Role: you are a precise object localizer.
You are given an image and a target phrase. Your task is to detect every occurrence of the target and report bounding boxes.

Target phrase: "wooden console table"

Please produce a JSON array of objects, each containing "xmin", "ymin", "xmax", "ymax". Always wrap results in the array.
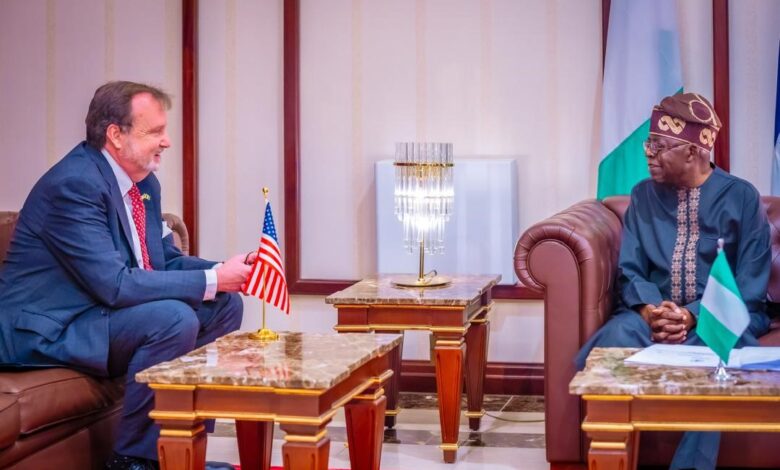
[
  {"xmin": 570, "ymin": 347, "xmax": 780, "ymax": 470},
  {"xmin": 136, "ymin": 331, "xmax": 401, "ymax": 470},
  {"xmin": 325, "ymin": 274, "xmax": 500, "ymax": 463}
]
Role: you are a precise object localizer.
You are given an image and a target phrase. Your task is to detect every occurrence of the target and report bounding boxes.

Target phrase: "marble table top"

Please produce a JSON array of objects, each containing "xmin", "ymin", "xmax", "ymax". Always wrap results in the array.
[
  {"xmin": 136, "ymin": 331, "xmax": 402, "ymax": 389},
  {"xmin": 570, "ymin": 347, "xmax": 780, "ymax": 396},
  {"xmin": 325, "ymin": 274, "xmax": 501, "ymax": 306}
]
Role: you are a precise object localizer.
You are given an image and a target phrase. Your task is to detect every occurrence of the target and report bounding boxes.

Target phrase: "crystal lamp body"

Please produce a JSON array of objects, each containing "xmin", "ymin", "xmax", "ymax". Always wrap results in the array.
[{"xmin": 392, "ymin": 142, "xmax": 454, "ymax": 287}]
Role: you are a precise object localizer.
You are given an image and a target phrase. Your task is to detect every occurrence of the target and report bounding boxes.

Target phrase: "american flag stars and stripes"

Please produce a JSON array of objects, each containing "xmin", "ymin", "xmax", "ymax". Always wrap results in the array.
[{"xmin": 242, "ymin": 201, "xmax": 290, "ymax": 314}]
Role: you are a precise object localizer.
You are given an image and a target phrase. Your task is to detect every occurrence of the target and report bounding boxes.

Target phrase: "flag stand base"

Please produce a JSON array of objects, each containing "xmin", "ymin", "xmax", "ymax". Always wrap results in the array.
[
  {"xmin": 712, "ymin": 360, "xmax": 734, "ymax": 382},
  {"xmin": 249, "ymin": 294, "xmax": 279, "ymax": 342},
  {"xmin": 250, "ymin": 328, "xmax": 279, "ymax": 341}
]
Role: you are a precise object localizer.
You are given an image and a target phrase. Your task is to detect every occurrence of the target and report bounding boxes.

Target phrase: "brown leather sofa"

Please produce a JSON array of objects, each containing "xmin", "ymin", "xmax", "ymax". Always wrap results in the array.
[
  {"xmin": 515, "ymin": 196, "xmax": 780, "ymax": 469},
  {"xmin": 0, "ymin": 211, "xmax": 190, "ymax": 469}
]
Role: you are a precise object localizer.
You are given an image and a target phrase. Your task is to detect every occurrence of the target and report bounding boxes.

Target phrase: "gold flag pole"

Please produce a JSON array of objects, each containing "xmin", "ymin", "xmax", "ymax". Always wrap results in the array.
[{"xmin": 250, "ymin": 187, "xmax": 279, "ymax": 341}]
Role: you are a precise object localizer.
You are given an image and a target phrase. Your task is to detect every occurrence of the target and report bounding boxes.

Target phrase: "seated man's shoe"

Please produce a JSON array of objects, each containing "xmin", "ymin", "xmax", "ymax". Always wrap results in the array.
[
  {"xmin": 104, "ymin": 453, "xmax": 159, "ymax": 470},
  {"xmin": 206, "ymin": 462, "xmax": 235, "ymax": 470}
]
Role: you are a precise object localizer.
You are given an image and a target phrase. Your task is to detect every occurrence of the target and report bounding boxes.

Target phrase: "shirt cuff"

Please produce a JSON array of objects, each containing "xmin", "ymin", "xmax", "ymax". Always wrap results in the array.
[{"xmin": 203, "ymin": 268, "xmax": 219, "ymax": 301}]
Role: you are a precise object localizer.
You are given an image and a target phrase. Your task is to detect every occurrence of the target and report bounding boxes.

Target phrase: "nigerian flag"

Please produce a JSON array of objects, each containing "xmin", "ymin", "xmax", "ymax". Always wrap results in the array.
[
  {"xmin": 598, "ymin": 0, "xmax": 683, "ymax": 199},
  {"xmin": 699, "ymin": 249, "xmax": 750, "ymax": 363}
]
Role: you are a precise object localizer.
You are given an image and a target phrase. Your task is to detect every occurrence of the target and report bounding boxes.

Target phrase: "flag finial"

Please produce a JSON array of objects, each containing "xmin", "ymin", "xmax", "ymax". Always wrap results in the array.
[
  {"xmin": 262, "ymin": 187, "xmax": 269, "ymax": 202},
  {"xmin": 717, "ymin": 238, "xmax": 725, "ymax": 252}
]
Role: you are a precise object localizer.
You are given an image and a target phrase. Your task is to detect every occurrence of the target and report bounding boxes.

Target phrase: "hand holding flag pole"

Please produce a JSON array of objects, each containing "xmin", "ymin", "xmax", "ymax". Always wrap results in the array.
[{"xmin": 243, "ymin": 187, "xmax": 290, "ymax": 341}]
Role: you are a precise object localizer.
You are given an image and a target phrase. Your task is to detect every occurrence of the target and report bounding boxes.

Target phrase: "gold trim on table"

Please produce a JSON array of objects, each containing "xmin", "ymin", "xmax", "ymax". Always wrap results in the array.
[
  {"xmin": 198, "ymin": 384, "xmax": 324, "ymax": 395},
  {"xmin": 590, "ymin": 441, "xmax": 627, "ymax": 450},
  {"xmin": 635, "ymin": 394, "xmax": 780, "ymax": 402},
  {"xmin": 581, "ymin": 421, "xmax": 635, "ymax": 432},
  {"xmin": 352, "ymin": 388, "xmax": 386, "ymax": 401},
  {"xmin": 435, "ymin": 339, "xmax": 464, "ymax": 347},
  {"xmin": 633, "ymin": 421, "xmax": 780, "ymax": 432},
  {"xmin": 582, "ymin": 395, "xmax": 633, "ymax": 401},
  {"xmin": 468, "ymin": 302, "xmax": 494, "ymax": 323},
  {"xmin": 333, "ymin": 304, "xmax": 471, "ymax": 312},
  {"xmin": 439, "ymin": 443, "xmax": 459, "ymax": 451},
  {"xmin": 284, "ymin": 429, "xmax": 329, "ymax": 443},
  {"xmin": 333, "ymin": 323, "xmax": 468, "ymax": 334},
  {"xmin": 150, "ymin": 409, "xmax": 339, "ymax": 426},
  {"xmin": 159, "ymin": 424, "xmax": 206, "ymax": 438},
  {"xmin": 149, "ymin": 384, "xmax": 197, "ymax": 391},
  {"xmin": 464, "ymin": 409, "xmax": 486, "ymax": 418}
]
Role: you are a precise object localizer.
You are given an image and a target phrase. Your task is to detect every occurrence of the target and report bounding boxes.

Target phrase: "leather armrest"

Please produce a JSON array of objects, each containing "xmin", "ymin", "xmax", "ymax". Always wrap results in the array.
[
  {"xmin": 514, "ymin": 198, "xmax": 623, "ymax": 463},
  {"xmin": 515, "ymin": 198, "xmax": 623, "ymax": 338},
  {"xmin": 162, "ymin": 213, "xmax": 189, "ymax": 256}
]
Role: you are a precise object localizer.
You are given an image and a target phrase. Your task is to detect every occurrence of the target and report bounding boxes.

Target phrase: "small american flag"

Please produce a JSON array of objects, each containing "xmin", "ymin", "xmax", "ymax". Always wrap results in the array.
[{"xmin": 242, "ymin": 201, "xmax": 290, "ymax": 314}]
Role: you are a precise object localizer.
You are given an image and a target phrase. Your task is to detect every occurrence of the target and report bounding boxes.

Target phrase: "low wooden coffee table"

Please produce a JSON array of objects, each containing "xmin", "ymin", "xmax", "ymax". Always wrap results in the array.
[
  {"xmin": 326, "ymin": 274, "xmax": 499, "ymax": 463},
  {"xmin": 136, "ymin": 331, "xmax": 401, "ymax": 470},
  {"xmin": 570, "ymin": 347, "xmax": 780, "ymax": 470}
]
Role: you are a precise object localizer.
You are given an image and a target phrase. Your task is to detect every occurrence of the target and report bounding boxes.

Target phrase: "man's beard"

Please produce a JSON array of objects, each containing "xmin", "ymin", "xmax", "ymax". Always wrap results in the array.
[{"xmin": 125, "ymin": 141, "xmax": 161, "ymax": 173}]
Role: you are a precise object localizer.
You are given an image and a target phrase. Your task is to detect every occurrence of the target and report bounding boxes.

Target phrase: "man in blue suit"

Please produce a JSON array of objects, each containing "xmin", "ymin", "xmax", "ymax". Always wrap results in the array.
[{"xmin": 0, "ymin": 81, "xmax": 252, "ymax": 469}]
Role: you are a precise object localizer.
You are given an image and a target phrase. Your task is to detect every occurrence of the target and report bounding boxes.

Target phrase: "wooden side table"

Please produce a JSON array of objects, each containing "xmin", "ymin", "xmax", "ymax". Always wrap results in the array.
[
  {"xmin": 136, "ymin": 331, "xmax": 401, "ymax": 470},
  {"xmin": 325, "ymin": 274, "xmax": 500, "ymax": 463},
  {"xmin": 570, "ymin": 347, "xmax": 780, "ymax": 470}
]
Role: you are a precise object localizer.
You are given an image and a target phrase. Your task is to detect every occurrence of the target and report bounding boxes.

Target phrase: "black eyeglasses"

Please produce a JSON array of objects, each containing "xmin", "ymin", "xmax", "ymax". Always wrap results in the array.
[{"xmin": 643, "ymin": 140, "xmax": 687, "ymax": 155}]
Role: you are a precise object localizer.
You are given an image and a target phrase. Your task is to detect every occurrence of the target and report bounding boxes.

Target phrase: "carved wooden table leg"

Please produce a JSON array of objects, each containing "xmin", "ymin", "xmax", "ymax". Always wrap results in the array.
[
  {"xmin": 464, "ymin": 315, "xmax": 489, "ymax": 430},
  {"xmin": 629, "ymin": 430, "xmax": 640, "ymax": 469},
  {"xmin": 345, "ymin": 386, "xmax": 387, "ymax": 470},
  {"xmin": 376, "ymin": 330, "xmax": 403, "ymax": 428},
  {"xmin": 157, "ymin": 419, "xmax": 207, "ymax": 470},
  {"xmin": 586, "ymin": 430, "xmax": 636, "ymax": 470},
  {"xmin": 280, "ymin": 424, "xmax": 330, "ymax": 470},
  {"xmin": 236, "ymin": 420, "xmax": 274, "ymax": 470},
  {"xmin": 434, "ymin": 333, "xmax": 465, "ymax": 463},
  {"xmin": 583, "ymin": 397, "xmax": 637, "ymax": 470}
]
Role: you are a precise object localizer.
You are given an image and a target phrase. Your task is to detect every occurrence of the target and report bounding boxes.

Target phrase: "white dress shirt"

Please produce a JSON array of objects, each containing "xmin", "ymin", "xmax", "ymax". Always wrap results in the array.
[{"xmin": 101, "ymin": 150, "xmax": 218, "ymax": 301}]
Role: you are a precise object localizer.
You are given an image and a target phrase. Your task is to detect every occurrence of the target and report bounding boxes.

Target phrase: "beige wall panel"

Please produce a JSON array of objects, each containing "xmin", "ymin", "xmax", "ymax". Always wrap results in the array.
[
  {"xmin": 678, "ymin": 0, "xmax": 714, "ymax": 99},
  {"xmin": 112, "ymin": 0, "xmax": 182, "ymax": 214},
  {"xmin": 51, "ymin": 0, "xmax": 105, "ymax": 166},
  {"xmin": 198, "ymin": 1, "xmax": 230, "ymax": 260},
  {"xmin": 0, "ymin": 0, "xmax": 180, "ymax": 212},
  {"xmin": 359, "ymin": 1, "xmax": 418, "ymax": 277},
  {"xmin": 298, "ymin": 0, "xmax": 603, "ymax": 279},
  {"xmin": 729, "ymin": 0, "xmax": 780, "ymax": 192},
  {"xmin": 197, "ymin": 0, "xmax": 285, "ymax": 328},
  {"xmin": 232, "ymin": 0, "xmax": 284, "ymax": 258},
  {"xmin": 198, "ymin": 0, "xmax": 283, "ymax": 255},
  {"xmin": 300, "ymin": 0, "xmax": 356, "ymax": 279},
  {"xmin": 0, "ymin": 1, "xmax": 49, "ymax": 208}
]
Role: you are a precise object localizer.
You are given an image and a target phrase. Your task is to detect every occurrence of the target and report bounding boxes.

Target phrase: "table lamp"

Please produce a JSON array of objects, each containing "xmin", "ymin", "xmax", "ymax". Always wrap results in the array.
[{"xmin": 391, "ymin": 142, "xmax": 454, "ymax": 287}]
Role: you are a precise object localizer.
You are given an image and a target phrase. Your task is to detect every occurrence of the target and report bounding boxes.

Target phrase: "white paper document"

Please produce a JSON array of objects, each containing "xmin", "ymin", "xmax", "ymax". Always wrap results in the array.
[{"xmin": 625, "ymin": 344, "xmax": 780, "ymax": 371}]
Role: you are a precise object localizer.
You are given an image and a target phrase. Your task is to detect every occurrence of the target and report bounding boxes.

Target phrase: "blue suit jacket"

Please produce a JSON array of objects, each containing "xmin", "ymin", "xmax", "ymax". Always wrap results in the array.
[{"xmin": 0, "ymin": 142, "xmax": 215, "ymax": 376}]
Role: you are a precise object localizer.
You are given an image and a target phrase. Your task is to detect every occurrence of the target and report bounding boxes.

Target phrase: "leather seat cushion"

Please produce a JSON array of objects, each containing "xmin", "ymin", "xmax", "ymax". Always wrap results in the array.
[
  {"xmin": 0, "ymin": 368, "xmax": 123, "ymax": 435},
  {"xmin": 0, "ymin": 394, "xmax": 20, "ymax": 450}
]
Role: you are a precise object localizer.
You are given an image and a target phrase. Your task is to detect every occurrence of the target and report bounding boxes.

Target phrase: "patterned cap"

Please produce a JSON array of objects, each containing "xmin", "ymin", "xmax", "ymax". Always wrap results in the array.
[{"xmin": 649, "ymin": 92, "xmax": 722, "ymax": 151}]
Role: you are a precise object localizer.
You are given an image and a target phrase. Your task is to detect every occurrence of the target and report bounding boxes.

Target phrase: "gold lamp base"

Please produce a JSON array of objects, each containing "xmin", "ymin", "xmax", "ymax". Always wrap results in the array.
[
  {"xmin": 392, "ymin": 241, "xmax": 450, "ymax": 288},
  {"xmin": 391, "ymin": 274, "xmax": 451, "ymax": 288},
  {"xmin": 249, "ymin": 328, "xmax": 280, "ymax": 341}
]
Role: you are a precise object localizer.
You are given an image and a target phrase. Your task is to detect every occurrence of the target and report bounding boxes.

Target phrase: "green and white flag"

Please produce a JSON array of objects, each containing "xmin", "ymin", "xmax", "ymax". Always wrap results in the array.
[
  {"xmin": 699, "ymin": 250, "xmax": 750, "ymax": 363},
  {"xmin": 598, "ymin": 0, "xmax": 683, "ymax": 199}
]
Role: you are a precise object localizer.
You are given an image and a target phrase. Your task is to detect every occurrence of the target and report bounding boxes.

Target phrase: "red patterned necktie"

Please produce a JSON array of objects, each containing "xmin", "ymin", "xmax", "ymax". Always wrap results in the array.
[{"xmin": 128, "ymin": 184, "xmax": 152, "ymax": 270}]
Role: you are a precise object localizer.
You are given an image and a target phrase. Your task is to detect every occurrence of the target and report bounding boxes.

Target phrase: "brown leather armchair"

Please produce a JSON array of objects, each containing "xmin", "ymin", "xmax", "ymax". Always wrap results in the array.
[
  {"xmin": 0, "ymin": 211, "xmax": 190, "ymax": 469},
  {"xmin": 515, "ymin": 196, "xmax": 780, "ymax": 469}
]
